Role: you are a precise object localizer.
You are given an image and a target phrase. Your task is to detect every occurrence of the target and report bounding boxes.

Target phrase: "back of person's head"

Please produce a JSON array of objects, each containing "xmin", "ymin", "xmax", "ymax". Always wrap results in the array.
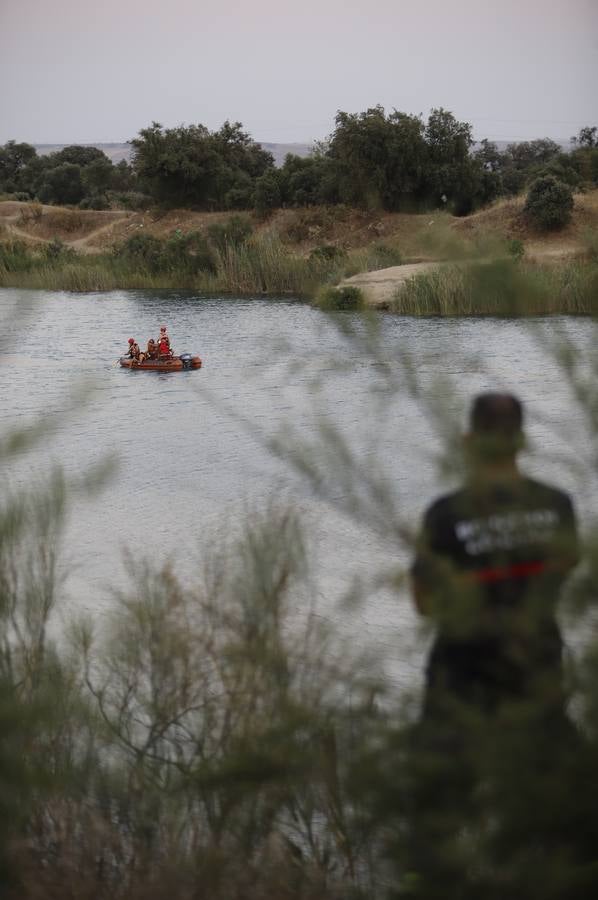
[{"xmin": 468, "ymin": 393, "xmax": 524, "ymax": 462}]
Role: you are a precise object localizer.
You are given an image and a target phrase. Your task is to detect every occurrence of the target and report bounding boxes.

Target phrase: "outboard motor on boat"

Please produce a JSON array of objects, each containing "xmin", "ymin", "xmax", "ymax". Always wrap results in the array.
[{"xmin": 179, "ymin": 352, "xmax": 193, "ymax": 369}]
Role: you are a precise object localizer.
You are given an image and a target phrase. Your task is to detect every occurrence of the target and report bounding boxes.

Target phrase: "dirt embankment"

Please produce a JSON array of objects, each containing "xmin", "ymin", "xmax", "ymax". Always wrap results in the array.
[
  {"xmin": 450, "ymin": 191, "xmax": 598, "ymax": 263},
  {"xmin": 1, "ymin": 192, "xmax": 596, "ymax": 305},
  {"xmin": 341, "ymin": 191, "xmax": 598, "ymax": 306},
  {"xmin": 2, "ymin": 194, "xmax": 596, "ymax": 258},
  {"xmin": 0, "ymin": 201, "xmax": 447, "ymax": 256}
]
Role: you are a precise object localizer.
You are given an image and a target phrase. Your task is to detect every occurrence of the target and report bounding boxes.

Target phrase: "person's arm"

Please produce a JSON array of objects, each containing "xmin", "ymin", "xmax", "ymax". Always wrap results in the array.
[
  {"xmin": 411, "ymin": 569, "xmax": 431, "ymax": 616},
  {"xmin": 410, "ymin": 505, "xmax": 439, "ymax": 617},
  {"xmin": 555, "ymin": 494, "xmax": 579, "ymax": 576}
]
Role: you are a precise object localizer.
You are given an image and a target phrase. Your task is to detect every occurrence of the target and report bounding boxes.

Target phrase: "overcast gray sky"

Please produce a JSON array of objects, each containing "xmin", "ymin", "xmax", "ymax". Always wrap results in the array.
[{"xmin": 1, "ymin": 0, "xmax": 596, "ymax": 145}]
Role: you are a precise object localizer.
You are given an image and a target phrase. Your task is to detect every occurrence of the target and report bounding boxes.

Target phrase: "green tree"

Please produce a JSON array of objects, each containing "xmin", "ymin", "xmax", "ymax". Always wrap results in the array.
[
  {"xmin": 570, "ymin": 127, "xmax": 598, "ymax": 187},
  {"xmin": 211, "ymin": 120, "xmax": 274, "ymax": 179},
  {"xmin": 425, "ymin": 107, "xmax": 473, "ymax": 164},
  {"xmin": 325, "ymin": 106, "xmax": 428, "ymax": 210},
  {"xmin": 423, "ymin": 108, "xmax": 486, "ymax": 213},
  {"xmin": 0, "ymin": 141, "xmax": 37, "ymax": 193},
  {"xmin": 277, "ymin": 153, "xmax": 338, "ymax": 206},
  {"xmin": 572, "ymin": 126, "xmax": 597, "ymax": 149},
  {"xmin": 12, "ymin": 154, "xmax": 52, "ymax": 199},
  {"xmin": 501, "ymin": 138, "xmax": 562, "ymax": 194},
  {"xmin": 473, "ymin": 138, "xmax": 504, "ymax": 173},
  {"xmin": 254, "ymin": 168, "xmax": 283, "ymax": 215},
  {"xmin": 536, "ymin": 152, "xmax": 582, "ymax": 189},
  {"xmin": 81, "ymin": 155, "xmax": 114, "ymax": 195},
  {"xmin": 507, "ymin": 138, "xmax": 562, "ymax": 168},
  {"xmin": 52, "ymin": 145, "xmax": 109, "ymax": 167},
  {"xmin": 322, "ymin": 106, "xmax": 491, "ymax": 213},
  {"xmin": 110, "ymin": 158, "xmax": 136, "ymax": 192},
  {"xmin": 37, "ymin": 163, "xmax": 85, "ymax": 205},
  {"xmin": 130, "ymin": 120, "xmax": 274, "ymax": 209}
]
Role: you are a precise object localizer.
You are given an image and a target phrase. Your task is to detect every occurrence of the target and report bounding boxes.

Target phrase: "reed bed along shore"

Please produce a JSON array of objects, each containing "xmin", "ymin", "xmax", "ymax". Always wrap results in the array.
[
  {"xmin": 391, "ymin": 259, "xmax": 598, "ymax": 317},
  {"xmin": 1, "ymin": 230, "xmax": 597, "ymax": 317},
  {"xmin": 0, "ymin": 246, "xmax": 325, "ymax": 295},
  {"xmin": 0, "ymin": 233, "xmax": 393, "ymax": 297}
]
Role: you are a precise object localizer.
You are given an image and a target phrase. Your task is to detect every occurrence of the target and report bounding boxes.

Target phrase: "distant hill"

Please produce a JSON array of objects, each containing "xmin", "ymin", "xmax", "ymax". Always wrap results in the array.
[
  {"xmin": 257, "ymin": 142, "xmax": 314, "ymax": 165},
  {"xmin": 475, "ymin": 140, "xmax": 573, "ymax": 152},
  {"xmin": 35, "ymin": 143, "xmax": 133, "ymax": 164},
  {"xmin": 34, "ymin": 141, "xmax": 314, "ymax": 167},
  {"xmin": 34, "ymin": 138, "xmax": 574, "ymax": 170}
]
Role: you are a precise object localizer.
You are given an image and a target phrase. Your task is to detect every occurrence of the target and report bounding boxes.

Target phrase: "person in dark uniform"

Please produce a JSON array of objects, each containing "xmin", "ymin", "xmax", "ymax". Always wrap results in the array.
[
  {"xmin": 404, "ymin": 392, "xmax": 598, "ymax": 899},
  {"xmin": 411, "ymin": 392, "xmax": 579, "ymax": 722}
]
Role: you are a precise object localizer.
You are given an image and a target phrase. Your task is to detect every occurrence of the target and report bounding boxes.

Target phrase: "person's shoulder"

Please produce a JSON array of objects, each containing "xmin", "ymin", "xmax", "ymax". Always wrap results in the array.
[
  {"xmin": 522, "ymin": 475, "xmax": 572, "ymax": 501},
  {"xmin": 422, "ymin": 488, "xmax": 467, "ymax": 522},
  {"xmin": 521, "ymin": 476, "xmax": 574, "ymax": 511}
]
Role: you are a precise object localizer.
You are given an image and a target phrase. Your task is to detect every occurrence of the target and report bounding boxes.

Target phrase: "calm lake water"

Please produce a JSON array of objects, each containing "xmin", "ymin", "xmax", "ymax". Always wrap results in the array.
[{"xmin": 2, "ymin": 288, "xmax": 596, "ymax": 693}]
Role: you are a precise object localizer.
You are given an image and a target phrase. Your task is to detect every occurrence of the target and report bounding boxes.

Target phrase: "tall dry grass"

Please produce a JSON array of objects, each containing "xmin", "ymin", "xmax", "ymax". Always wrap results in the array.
[
  {"xmin": 393, "ymin": 260, "xmax": 598, "ymax": 316},
  {"xmin": 214, "ymin": 236, "xmax": 337, "ymax": 294},
  {"xmin": 0, "ymin": 236, "xmax": 345, "ymax": 296}
]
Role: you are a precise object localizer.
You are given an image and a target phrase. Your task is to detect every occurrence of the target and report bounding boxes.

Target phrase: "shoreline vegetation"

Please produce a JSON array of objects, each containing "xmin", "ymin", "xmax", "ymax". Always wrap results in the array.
[
  {"xmin": 1, "ymin": 111, "xmax": 597, "ymax": 314},
  {"xmin": 0, "ymin": 194, "xmax": 597, "ymax": 315}
]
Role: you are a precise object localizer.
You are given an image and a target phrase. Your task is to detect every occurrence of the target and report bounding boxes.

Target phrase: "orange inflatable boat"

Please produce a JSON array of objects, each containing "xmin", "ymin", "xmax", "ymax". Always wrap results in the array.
[{"xmin": 119, "ymin": 353, "xmax": 202, "ymax": 371}]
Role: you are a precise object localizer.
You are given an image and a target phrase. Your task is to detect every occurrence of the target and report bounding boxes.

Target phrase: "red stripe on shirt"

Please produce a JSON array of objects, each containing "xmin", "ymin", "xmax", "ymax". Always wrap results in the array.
[{"xmin": 471, "ymin": 560, "xmax": 547, "ymax": 584}]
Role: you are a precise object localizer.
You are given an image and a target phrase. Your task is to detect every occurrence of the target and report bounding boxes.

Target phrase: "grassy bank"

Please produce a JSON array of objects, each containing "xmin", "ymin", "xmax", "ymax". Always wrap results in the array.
[
  {"xmin": 392, "ymin": 258, "xmax": 598, "ymax": 316},
  {"xmin": 2, "ymin": 202, "xmax": 597, "ymax": 315},
  {"xmin": 0, "ymin": 225, "xmax": 403, "ymax": 297},
  {"xmin": 0, "ymin": 236, "xmax": 334, "ymax": 295},
  {"xmin": 3, "ymin": 244, "xmax": 596, "ymax": 317}
]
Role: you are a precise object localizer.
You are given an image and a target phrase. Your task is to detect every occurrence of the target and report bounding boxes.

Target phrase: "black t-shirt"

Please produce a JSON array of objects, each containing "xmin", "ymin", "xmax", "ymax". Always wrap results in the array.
[{"xmin": 412, "ymin": 475, "xmax": 578, "ymax": 695}]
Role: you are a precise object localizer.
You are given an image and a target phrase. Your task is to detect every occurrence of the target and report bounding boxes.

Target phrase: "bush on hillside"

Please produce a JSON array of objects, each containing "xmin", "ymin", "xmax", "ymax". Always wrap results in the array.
[
  {"xmin": 78, "ymin": 194, "xmax": 110, "ymax": 210},
  {"xmin": 114, "ymin": 232, "xmax": 162, "ymax": 269},
  {"xmin": 524, "ymin": 175, "xmax": 574, "ymax": 231},
  {"xmin": 42, "ymin": 238, "xmax": 75, "ymax": 263},
  {"xmin": 254, "ymin": 170, "xmax": 282, "ymax": 217},
  {"xmin": 37, "ymin": 163, "xmax": 86, "ymax": 206},
  {"xmin": 316, "ymin": 285, "xmax": 364, "ymax": 310},
  {"xmin": 164, "ymin": 229, "xmax": 216, "ymax": 273},
  {"xmin": 365, "ymin": 241, "xmax": 403, "ymax": 268},
  {"xmin": 114, "ymin": 191, "xmax": 152, "ymax": 211},
  {"xmin": 309, "ymin": 244, "xmax": 348, "ymax": 263},
  {"xmin": 0, "ymin": 240, "xmax": 33, "ymax": 273},
  {"xmin": 114, "ymin": 230, "xmax": 216, "ymax": 275},
  {"xmin": 207, "ymin": 215, "xmax": 253, "ymax": 252},
  {"xmin": 507, "ymin": 238, "xmax": 525, "ymax": 261}
]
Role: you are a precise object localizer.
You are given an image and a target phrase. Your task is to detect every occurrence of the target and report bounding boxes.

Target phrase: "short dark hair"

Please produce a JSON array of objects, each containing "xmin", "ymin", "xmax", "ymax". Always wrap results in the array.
[{"xmin": 470, "ymin": 393, "xmax": 523, "ymax": 437}]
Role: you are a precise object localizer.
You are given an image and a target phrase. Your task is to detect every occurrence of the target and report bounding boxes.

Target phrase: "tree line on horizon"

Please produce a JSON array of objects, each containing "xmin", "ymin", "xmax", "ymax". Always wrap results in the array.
[{"xmin": 1, "ymin": 110, "xmax": 597, "ymax": 217}]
